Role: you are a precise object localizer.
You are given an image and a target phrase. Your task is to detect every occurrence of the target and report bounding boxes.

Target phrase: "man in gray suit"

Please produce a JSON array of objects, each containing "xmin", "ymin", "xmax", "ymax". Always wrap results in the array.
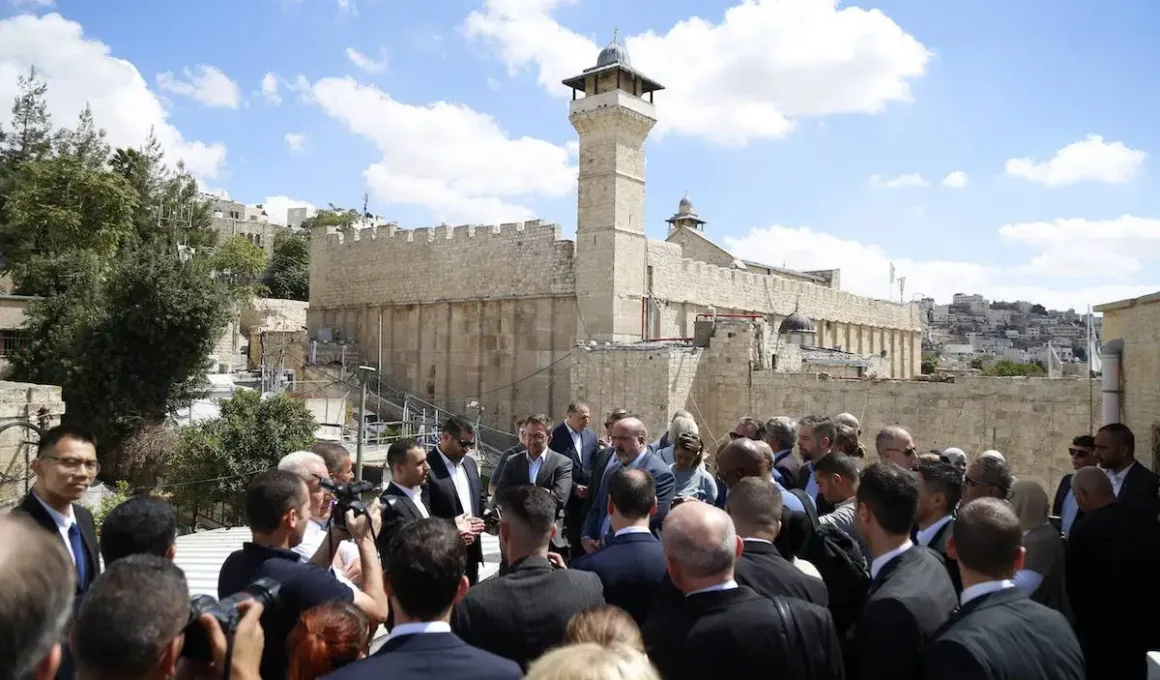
[{"xmin": 493, "ymin": 414, "xmax": 573, "ymax": 553}]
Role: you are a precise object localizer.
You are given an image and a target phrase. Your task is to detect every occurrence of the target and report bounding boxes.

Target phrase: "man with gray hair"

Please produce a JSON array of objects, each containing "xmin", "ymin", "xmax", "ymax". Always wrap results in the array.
[
  {"xmin": 655, "ymin": 409, "xmax": 694, "ymax": 451},
  {"xmin": 0, "ymin": 514, "xmax": 76, "ymax": 680},
  {"xmin": 657, "ymin": 415, "xmax": 698, "ymax": 465},
  {"xmin": 278, "ymin": 451, "xmax": 360, "ymax": 584},
  {"xmin": 643, "ymin": 502, "xmax": 843, "ymax": 680},
  {"xmin": 876, "ymin": 426, "xmax": 918, "ymax": 470},
  {"xmin": 764, "ymin": 416, "xmax": 800, "ymax": 488},
  {"xmin": 962, "ymin": 454, "xmax": 1014, "ymax": 503},
  {"xmin": 835, "ymin": 413, "xmax": 861, "ymax": 436}
]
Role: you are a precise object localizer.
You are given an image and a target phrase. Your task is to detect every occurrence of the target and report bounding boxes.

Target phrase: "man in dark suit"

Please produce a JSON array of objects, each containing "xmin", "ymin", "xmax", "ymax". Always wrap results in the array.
[
  {"xmin": 496, "ymin": 414, "xmax": 572, "ymax": 553},
  {"xmin": 378, "ymin": 439, "xmax": 433, "ymax": 560},
  {"xmin": 914, "ymin": 459, "xmax": 963, "ymax": 594},
  {"xmin": 327, "ymin": 519, "xmax": 521, "ymax": 680},
  {"xmin": 424, "ymin": 416, "xmax": 486, "ymax": 584},
  {"xmin": 922, "ymin": 498, "xmax": 1083, "ymax": 680},
  {"xmin": 1051, "ymin": 434, "xmax": 1097, "ymax": 534},
  {"xmin": 1093, "ymin": 422, "xmax": 1160, "ymax": 518},
  {"xmin": 488, "ymin": 418, "xmax": 527, "ymax": 498},
  {"xmin": 451, "ymin": 486, "xmax": 604, "ymax": 671},
  {"xmin": 1067, "ymin": 466, "xmax": 1160, "ymax": 680},
  {"xmin": 726, "ymin": 477, "xmax": 828, "ymax": 607},
  {"xmin": 716, "ymin": 437, "xmax": 815, "ymax": 560},
  {"xmin": 845, "ymin": 462, "xmax": 957, "ymax": 680},
  {"xmin": 796, "ymin": 415, "xmax": 837, "ymax": 514},
  {"xmin": 549, "ymin": 401, "xmax": 598, "ymax": 559},
  {"xmin": 642, "ymin": 501, "xmax": 843, "ymax": 680},
  {"xmin": 571, "ymin": 468, "xmax": 666, "ymax": 624},
  {"xmin": 764, "ymin": 416, "xmax": 801, "ymax": 489},
  {"xmin": 581, "ymin": 417, "xmax": 675, "ymax": 552}
]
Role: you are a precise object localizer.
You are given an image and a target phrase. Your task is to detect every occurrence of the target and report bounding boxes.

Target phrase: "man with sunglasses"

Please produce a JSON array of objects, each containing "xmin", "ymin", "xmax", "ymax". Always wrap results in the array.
[
  {"xmin": 426, "ymin": 416, "xmax": 487, "ymax": 584},
  {"xmin": 1051, "ymin": 435, "xmax": 1097, "ymax": 534},
  {"xmin": 876, "ymin": 426, "xmax": 919, "ymax": 471}
]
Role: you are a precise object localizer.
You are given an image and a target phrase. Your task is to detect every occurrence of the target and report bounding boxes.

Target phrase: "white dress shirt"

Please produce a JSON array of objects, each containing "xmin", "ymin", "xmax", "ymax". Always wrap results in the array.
[
  {"xmin": 614, "ymin": 525, "xmax": 652, "ymax": 538},
  {"xmin": 870, "ymin": 540, "xmax": 913, "ymax": 580},
  {"xmin": 915, "ymin": 514, "xmax": 953, "ymax": 547},
  {"xmin": 391, "ymin": 482, "xmax": 430, "ymax": 519},
  {"xmin": 386, "ymin": 620, "xmax": 451, "ymax": 642},
  {"xmin": 960, "ymin": 578, "xmax": 1015, "ymax": 606},
  {"xmin": 567, "ymin": 425, "xmax": 584, "ymax": 462},
  {"xmin": 32, "ymin": 492, "xmax": 77, "ymax": 565},
  {"xmin": 292, "ymin": 519, "xmax": 358, "ymax": 592},
  {"xmin": 527, "ymin": 452, "xmax": 545, "ymax": 484},
  {"xmin": 1106, "ymin": 461, "xmax": 1137, "ymax": 496},
  {"xmin": 687, "ymin": 579, "xmax": 738, "ymax": 597},
  {"xmin": 438, "ymin": 448, "xmax": 475, "ymax": 516}
]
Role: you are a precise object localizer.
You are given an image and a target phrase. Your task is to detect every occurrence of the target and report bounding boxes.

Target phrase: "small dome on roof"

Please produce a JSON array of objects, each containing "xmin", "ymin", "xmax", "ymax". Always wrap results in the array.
[
  {"xmin": 679, "ymin": 194, "xmax": 693, "ymax": 211},
  {"xmin": 596, "ymin": 30, "xmax": 631, "ymax": 67},
  {"xmin": 778, "ymin": 311, "xmax": 816, "ymax": 335}
]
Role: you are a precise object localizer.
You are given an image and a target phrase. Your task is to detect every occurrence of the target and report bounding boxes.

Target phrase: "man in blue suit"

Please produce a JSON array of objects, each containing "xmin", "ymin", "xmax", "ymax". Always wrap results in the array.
[
  {"xmin": 323, "ymin": 518, "xmax": 521, "ymax": 680},
  {"xmin": 549, "ymin": 401, "xmax": 600, "ymax": 559},
  {"xmin": 571, "ymin": 467, "xmax": 667, "ymax": 624},
  {"xmin": 581, "ymin": 417, "xmax": 675, "ymax": 553}
]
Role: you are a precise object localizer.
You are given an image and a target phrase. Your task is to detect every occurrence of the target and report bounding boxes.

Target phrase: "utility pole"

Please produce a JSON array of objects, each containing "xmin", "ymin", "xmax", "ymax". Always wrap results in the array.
[{"xmin": 354, "ymin": 365, "xmax": 377, "ymax": 481}]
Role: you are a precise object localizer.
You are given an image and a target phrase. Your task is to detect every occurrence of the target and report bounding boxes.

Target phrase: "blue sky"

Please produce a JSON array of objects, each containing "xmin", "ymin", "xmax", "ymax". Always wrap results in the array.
[{"xmin": 1, "ymin": 0, "xmax": 1158, "ymax": 311}]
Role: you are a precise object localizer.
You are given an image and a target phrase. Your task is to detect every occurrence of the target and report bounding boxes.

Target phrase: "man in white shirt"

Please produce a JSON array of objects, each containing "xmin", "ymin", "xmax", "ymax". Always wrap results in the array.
[
  {"xmin": 278, "ymin": 451, "xmax": 360, "ymax": 587},
  {"xmin": 426, "ymin": 416, "xmax": 487, "ymax": 583}
]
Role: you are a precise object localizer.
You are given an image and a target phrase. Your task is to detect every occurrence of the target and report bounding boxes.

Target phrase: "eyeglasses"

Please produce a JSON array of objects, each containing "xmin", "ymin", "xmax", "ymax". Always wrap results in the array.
[{"xmin": 43, "ymin": 456, "xmax": 100, "ymax": 474}]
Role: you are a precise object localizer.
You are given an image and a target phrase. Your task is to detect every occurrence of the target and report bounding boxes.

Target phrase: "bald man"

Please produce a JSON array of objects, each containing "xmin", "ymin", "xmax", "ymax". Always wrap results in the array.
[
  {"xmin": 876, "ymin": 426, "xmax": 918, "ymax": 470},
  {"xmin": 1067, "ymin": 466, "xmax": 1160, "ymax": 680},
  {"xmin": 581, "ymin": 417, "xmax": 675, "ymax": 551},
  {"xmin": 716, "ymin": 438, "xmax": 815, "ymax": 561},
  {"xmin": 642, "ymin": 502, "xmax": 843, "ymax": 680}
]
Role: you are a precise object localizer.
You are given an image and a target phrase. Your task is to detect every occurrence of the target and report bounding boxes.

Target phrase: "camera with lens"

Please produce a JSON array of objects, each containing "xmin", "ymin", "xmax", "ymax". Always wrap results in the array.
[
  {"xmin": 481, "ymin": 506, "xmax": 502, "ymax": 535},
  {"xmin": 319, "ymin": 477, "xmax": 377, "ymax": 530},
  {"xmin": 182, "ymin": 578, "xmax": 281, "ymax": 662}
]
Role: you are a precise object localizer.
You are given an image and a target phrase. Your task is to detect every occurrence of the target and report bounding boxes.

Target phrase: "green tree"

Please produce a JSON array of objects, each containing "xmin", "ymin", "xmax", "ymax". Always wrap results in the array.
[
  {"xmin": 921, "ymin": 353, "xmax": 938, "ymax": 375},
  {"xmin": 1, "ymin": 67, "xmax": 53, "ymax": 167},
  {"xmin": 10, "ymin": 248, "xmax": 235, "ymax": 468},
  {"xmin": 58, "ymin": 104, "xmax": 110, "ymax": 171},
  {"xmin": 983, "ymin": 359, "xmax": 1046, "ymax": 377},
  {"xmin": 212, "ymin": 235, "xmax": 268, "ymax": 285},
  {"xmin": 264, "ymin": 231, "xmax": 309, "ymax": 300},
  {"xmin": 301, "ymin": 204, "xmax": 361, "ymax": 234},
  {"xmin": 167, "ymin": 390, "xmax": 317, "ymax": 522}
]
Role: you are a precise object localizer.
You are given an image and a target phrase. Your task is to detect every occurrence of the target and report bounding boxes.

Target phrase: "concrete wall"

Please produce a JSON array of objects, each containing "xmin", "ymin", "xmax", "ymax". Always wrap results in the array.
[
  {"xmin": 1097, "ymin": 291, "xmax": 1160, "ymax": 468},
  {"xmin": 0, "ymin": 381, "xmax": 65, "ymax": 508}
]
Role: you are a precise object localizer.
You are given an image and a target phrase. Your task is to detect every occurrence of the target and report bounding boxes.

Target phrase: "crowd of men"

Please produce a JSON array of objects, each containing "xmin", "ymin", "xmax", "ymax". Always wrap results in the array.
[{"xmin": 3, "ymin": 405, "xmax": 1160, "ymax": 680}]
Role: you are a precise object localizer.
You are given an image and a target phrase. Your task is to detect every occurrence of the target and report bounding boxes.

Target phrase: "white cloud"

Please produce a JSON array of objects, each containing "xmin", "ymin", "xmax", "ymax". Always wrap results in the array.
[
  {"xmin": 307, "ymin": 76, "xmax": 575, "ymax": 223},
  {"xmin": 284, "ymin": 132, "xmax": 306, "ymax": 154},
  {"xmin": 724, "ymin": 216, "xmax": 1160, "ymax": 311},
  {"xmin": 261, "ymin": 196, "xmax": 316, "ymax": 226},
  {"xmin": 345, "ymin": 47, "xmax": 387, "ymax": 74},
  {"xmin": 156, "ymin": 64, "xmax": 241, "ymax": 109},
  {"xmin": 11, "ymin": 0, "xmax": 54, "ymax": 8},
  {"xmin": 337, "ymin": 0, "xmax": 357, "ymax": 14},
  {"xmin": 260, "ymin": 72, "xmax": 281, "ymax": 105},
  {"xmin": 1005, "ymin": 135, "xmax": 1147, "ymax": 187},
  {"xmin": 868, "ymin": 173, "xmax": 928, "ymax": 188},
  {"xmin": 0, "ymin": 13, "xmax": 227, "ymax": 179},
  {"xmin": 941, "ymin": 170, "xmax": 968, "ymax": 189},
  {"xmin": 464, "ymin": 0, "xmax": 931, "ymax": 146}
]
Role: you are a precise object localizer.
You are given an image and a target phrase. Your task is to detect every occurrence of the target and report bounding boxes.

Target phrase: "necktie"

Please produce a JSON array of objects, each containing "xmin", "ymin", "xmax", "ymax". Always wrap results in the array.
[{"xmin": 67, "ymin": 523, "xmax": 87, "ymax": 588}]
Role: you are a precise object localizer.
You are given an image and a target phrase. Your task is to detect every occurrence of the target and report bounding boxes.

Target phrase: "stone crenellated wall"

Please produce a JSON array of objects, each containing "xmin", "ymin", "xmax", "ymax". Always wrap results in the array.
[{"xmin": 0, "ymin": 381, "xmax": 65, "ymax": 508}]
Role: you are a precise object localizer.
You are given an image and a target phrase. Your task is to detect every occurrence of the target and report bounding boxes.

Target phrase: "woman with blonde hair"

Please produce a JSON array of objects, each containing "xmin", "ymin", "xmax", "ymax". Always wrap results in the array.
[
  {"xmin": 1009, "ymin": 479, "xmax": 1070, "ymax": 618},
  {"xmin": 526, "ymin": 643, "xmax": 659, "ymax": 680},
  {"xmin": 565, "ymin": 605, "xmax": 644, "ymax": 652}
]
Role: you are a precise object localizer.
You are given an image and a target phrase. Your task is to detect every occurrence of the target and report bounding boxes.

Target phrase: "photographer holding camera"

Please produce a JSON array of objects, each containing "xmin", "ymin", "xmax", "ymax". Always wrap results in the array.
[
  {"xmin": 279, "ymin": 451, "xmax": 362, "ymax": 587},
  {"xmin": 218, "ymin": 469, "xmax": 389, "ymax": 680}
]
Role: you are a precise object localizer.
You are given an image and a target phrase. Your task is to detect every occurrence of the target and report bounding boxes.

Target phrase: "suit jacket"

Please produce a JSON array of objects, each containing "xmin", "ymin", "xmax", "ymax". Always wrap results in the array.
[
  {"xmin": 424, "ymin": 449, "xmax": 484, "ymax": 568},
  {"xmin": 18, "ymin": 491, "xmax": 100, "ymax": 595},
  {"xmin": 570, "ymin": 530, "xmax": 666, "ymax": 624},
  {"xmin": 548, "ymin": 423, "xmax": 599, "ymax": 488},
  {"xmin": 451, "ymin": 556, "xmax": 605, "ymax": 670},
  {"xmin": 321, "ymin": 631, "xmax": 521, "ymax": 680},
  {"xmin": 922, "ymin": 587, "xmax": 1083, "ymax": 680},
  {"xmin": 642, "ymin": 585, "xmax": 843, "ymax": 680},
  {"xmin": 735, "ymin": 539, "xmax": 829, "ymax": 607},
  {"xmin": 1052, "ymin": 472, "xmax": 1075, "ymax": 517},
  {"xmin": 493, "ymin": 449, "xmax": 573, "ymax": 548},
  {"xmin": 583, "ymin": 449, "xmax": 676, "ymax": 540},
  {"xmin": 923, "ymin": 519, "xmax": 963, "ymax": 595},
  {"xmin": 1067, "ymin": 501, "xmax": 1160, "ymax": 680},
  {"xmin": 1116, "ymin": 461, "xmax": 1160, "ymax": 517},
  {"xmin": 846, "ymin": 546, "xmax": 957, "ymax": 680},
  {"xmin": 377, "ymin": 484, "xmax": 430, "ymax": 561},
  {"xmin": 773, "ymin": 449, "xmax": 801, "ymax": 490}
]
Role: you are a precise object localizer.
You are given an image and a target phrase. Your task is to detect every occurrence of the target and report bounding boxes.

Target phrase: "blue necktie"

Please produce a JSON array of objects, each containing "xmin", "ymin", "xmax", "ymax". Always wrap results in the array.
[{"xmin": 68, "ymin": 523, "xmax": 87, "ymax": 588}]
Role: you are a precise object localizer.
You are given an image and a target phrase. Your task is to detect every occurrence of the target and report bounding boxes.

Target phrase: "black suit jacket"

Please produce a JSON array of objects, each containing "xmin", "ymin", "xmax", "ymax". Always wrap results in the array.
[
  {"xmin": 922, "ymin": 519, "xmax": 963, "ymax": 595},
  {"xmin": 1067, "ymin": 501, "xmax": 1160, "ymax": 680},
  {"xmin": 424, "ymin": 449, "xmax": 484, "ymax": 571},
  {"xmin": 642, "ymin": 585, "xmax": 843, "ymax": 680},
  {"xmin": 1052, "ymin": 472, "xmax": 1073, "ymax": 517},
  {"xmin": 18, "ymin": 491, "xmax": 100, "ymax": 594},
  {"xmin": 846, "ymin": 546, "xmax": 957, "ymax": 680},
  {"xmin": 773, "ymin": 448, "xmax": 801, "ymax": 490},
  {"xmin": 922, "ymin": 587, "xmax": 1083, "ymax": 680},
  {"xmin": 451, "ymin": 556, "xmax": 605, "ymax": 670},
  {"xmin": 321, "ymin": 631, "xmax": 521, "ymax": 680},
  {"xmin": 493, "ymin": 449, "xmax": 573, "ymax": 548},
  {"xmin": 548, "ymin": 423, "xmax": 598, "ymax": 488},
  {"xmin": 377, "ymin": 484, "xmax": 430, "ymax": 560},
  {"xmin": 735, "ymin": 539, "xmax": 829, "ymax": 607},
  {"xmin": 1116, "ymin": 462, "xmax": 1160, "ymax": 517},
  {"xmin": 570, "ymin": 530, "xmax": 666, "ymax": 624}
]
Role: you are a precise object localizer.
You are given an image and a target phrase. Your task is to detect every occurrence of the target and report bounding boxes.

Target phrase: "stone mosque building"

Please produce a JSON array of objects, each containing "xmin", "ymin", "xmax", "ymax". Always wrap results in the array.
[{"xmin": 307, "ymin": 35, "xmax": 925, "ymax": 434}]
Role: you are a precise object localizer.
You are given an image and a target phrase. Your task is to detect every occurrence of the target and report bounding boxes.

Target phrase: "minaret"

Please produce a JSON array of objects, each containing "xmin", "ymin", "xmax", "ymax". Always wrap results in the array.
[{"xmin": 564, "ymin": 30, "xmax": 664, "ymax": 343}]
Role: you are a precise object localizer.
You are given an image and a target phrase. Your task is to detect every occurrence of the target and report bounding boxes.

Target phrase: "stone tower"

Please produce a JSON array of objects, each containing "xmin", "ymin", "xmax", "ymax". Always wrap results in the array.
[{"xmin": 564, "ymin": 31, "xmax": 664, "ymax": 343}]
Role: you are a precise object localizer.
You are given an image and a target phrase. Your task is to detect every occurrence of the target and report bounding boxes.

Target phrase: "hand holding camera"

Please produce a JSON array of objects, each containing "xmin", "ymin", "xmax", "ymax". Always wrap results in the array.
[{"xmin": 179, "ymin": 579, "xmax": 276, "ymax": 680}]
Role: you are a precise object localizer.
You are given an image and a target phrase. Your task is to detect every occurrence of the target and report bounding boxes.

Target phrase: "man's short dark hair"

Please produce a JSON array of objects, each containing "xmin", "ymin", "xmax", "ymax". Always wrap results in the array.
[
  {"xmin": 1071, "ymin": 434, "xmax": 1095, "ymax": 449},
  {"xmin": 443, "ymin": 415, "xmax": 475, "ymax": 439},
  {"xmin": 814, "ymin": 452, "xmax": 860, "ymax": 480},
  {"xmin": 952, "ymin": 498, "xmax": 1022, "ymax": 579},
  {"xmin": 245, "ymin": 469, "xmax": 307, "ymax": 533},
  {"xmin": 735, "ymin": 416, "xmax": 766, "ymax": 440},
  {"xmin": 725, "ymin": 477, "xmax": 783, "ymax": 529},
  {"xmin": 311, "ymin": 441, "xmax": 351, "ymax": 475},
  {"xmin": 1098, "ymin": 423, "xmax": 1134, "ymax": 455},
  {"xmin": 100, "ymin": 495, "xmax": 176, "ymax": 564},
  {"xmin": 567, "ymin": 401, "xmax": 589, "ymax": 414},
  {"xmin": 916, "ymin": 460, "xmax": 963, "ymax": 511},
  {"xmin": 524, "ymin": 413, "xmax": 552, "ymax": 430},
  {"xmin": 0, "ymin": 515, "xmax": 76, "ymax": 680},
  {"xmin": 37, "ymin": 423, "xmax": 97, "ymax": 458},
  {"xmin": 496, "ymin": 485, "xmax": 557, "ymax": 539},
  {"xmin": 605, "ymin": 409, "xmax": 630, "ymax": 426},
  {"xmin": 799, "ymin": 415, "xmax": 836, "ymax": 445},
  {"xmin": 856, "ymin": 462, "xmax": 919, "ymax": 535},
  {"xmin": 386, "ymin": 438, "xmax": 423, "ymax": 471},
  {"xmin": 973, "ymin": 456, "xmax": 1014, "ymax": 497},
  {"xmin": 384, "ymin": 519, "xmax": 466, "ymax": 621},
  {"xmin": 73, "ymin": 555, "xmax": 190, "ymax": 679},
  {"xmin": 608, "ymin": 468, "xmax": 655, "ymax": 520}
]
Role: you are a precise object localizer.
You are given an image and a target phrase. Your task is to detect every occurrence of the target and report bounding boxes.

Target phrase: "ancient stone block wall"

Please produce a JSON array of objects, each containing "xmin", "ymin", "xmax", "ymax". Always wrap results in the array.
[
  {"xmin": 0, "ymin": 381, "xmax": 65, "ymax": 508},
  {"xmin": 1099, "ymin": 292, "xmax": 1160, "ymax": 468}
]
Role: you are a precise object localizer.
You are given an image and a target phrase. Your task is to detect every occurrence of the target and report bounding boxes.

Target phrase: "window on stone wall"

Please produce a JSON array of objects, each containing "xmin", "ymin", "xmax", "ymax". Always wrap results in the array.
[{"xmin": 0, "ymin": 330, "xmax": 28, "ymax": 356}]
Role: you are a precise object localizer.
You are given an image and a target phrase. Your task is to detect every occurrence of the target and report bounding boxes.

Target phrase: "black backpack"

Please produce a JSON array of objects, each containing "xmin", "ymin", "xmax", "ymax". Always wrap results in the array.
[{"xmin": 798, "ymin": 518, "xmax": 870, "ymax": 636}]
